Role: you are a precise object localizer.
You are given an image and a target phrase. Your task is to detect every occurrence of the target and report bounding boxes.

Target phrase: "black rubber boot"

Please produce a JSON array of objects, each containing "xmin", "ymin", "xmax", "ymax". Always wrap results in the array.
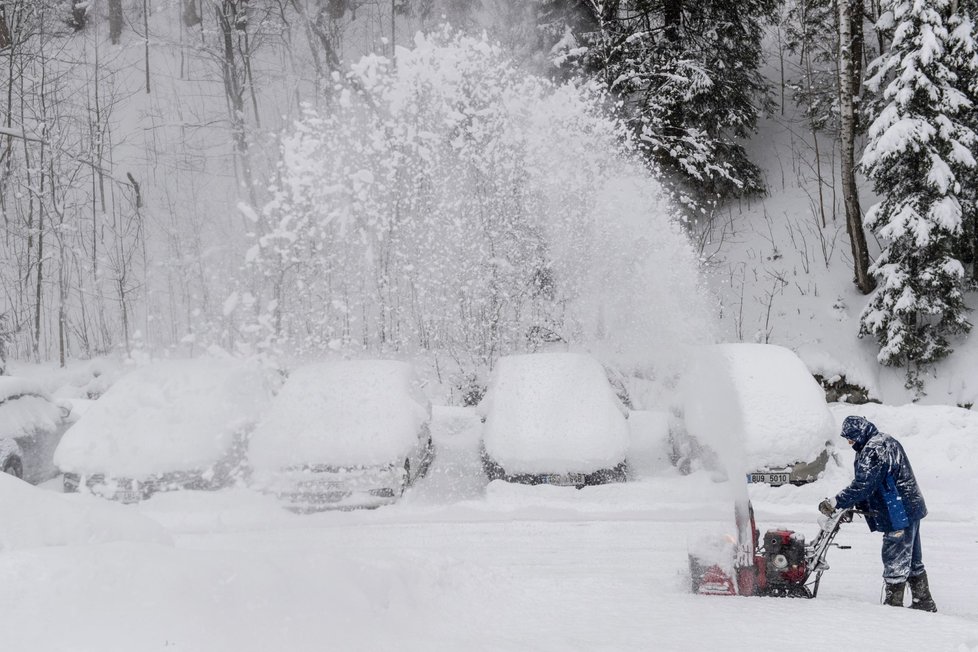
[
  {"xmin": 883, "ymin": 581, "xmax": 906, "ymax": 607},
  {"xmin": 908, "ymin": 572, "xmax": 938, "ymax": 612}
]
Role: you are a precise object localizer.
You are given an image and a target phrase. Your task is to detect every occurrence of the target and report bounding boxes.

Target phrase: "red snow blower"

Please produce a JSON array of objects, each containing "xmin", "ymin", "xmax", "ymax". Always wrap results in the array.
[{"xmin": 689, "ymin": 503, "xmax": 855, "ymax": 598}]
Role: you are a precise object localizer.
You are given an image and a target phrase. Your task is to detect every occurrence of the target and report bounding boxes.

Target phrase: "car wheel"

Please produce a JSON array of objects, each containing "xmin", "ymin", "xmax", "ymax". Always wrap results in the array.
[
  {"xmin": 400, "ymin": 457, "xmax": 411, "ymax": 495},
  {"xmin": 417, "ymin": 437, "xmax": 434, "ymax": 479},
  {"xmin": 481, "ymin": 449, "xmax": 505, "ymax": 482},
  {"xmin": 2, "ymin": 455, "xmax": 24, "ymax": 480}
]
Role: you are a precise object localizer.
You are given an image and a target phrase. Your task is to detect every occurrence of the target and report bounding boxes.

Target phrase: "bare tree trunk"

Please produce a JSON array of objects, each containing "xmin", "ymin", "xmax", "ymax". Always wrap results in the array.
[
  {"xmin": 0, "ymin": 9, "xmax": 11, "ymax": 49},
  {"xmin": 216, "ymin": 1, "xmax": 262, "ymax": 227},
  {"xmin": 33, "ymin": 142, "xmax": 45, "ymax": 362},
  {"xmin": 799, "ymin": 7, "xmax": 828, "ymax": 228},
  {"xmin": 664, "ymin": 0, "xmax": 681, "ymax": 45},
  {"xmin": 849, "ymin": 0, "xmax": 864, "ymax": 133},
  {"xmin": 143, "ymin": 0, "xmax": 151, "ymax": 93},
  {"xmin": 108, "ymin": 0, "xmax": 123, "ymax": 43},
  {"xmin": 839, "ymin": 0, "xmax": 875, "ymax": 294},
  {"xmin": 1, "ymin": 3, "xmax": 22, "ymax": 219},
  {"xmin": 69, "ymin": 0, "xmax": 88, "ymax": 31},
  {"xmin": 55, "ymin": 166, "xmax": 67, "ymax": 367},
  {"xmin": 663, "ymin": 0, "xmax": 684, "ymax": 133},
  {"xmin": 183, "ymin": 0, "xmax": 202, "ymax": 27}
]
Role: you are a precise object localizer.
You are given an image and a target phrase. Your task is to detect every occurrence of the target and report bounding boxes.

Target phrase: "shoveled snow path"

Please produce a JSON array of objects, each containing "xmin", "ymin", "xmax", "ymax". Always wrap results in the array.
[
  {"xmin": 4, "ymin": 482, "xmax": 976, "ymax": 651},
  {"xmin": 3, "ymin": 408, "xmax": 977, "ymax": 651}
]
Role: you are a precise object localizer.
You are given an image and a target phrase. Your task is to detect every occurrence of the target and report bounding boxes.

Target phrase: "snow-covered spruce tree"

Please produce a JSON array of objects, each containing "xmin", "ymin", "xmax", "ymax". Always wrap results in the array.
[
  {"xmin": 546, "ymin": 0, "xmax": 777, "ymax": 212},
  {"xmin": 784, "ymin": 0, "xmax": 840, "ymax": 133},
  {"xmin": 946, "ymin": 0, "xmax": 978, "ymax": 279},
  {"xmin": 244, "ymin": 30, "xmax": 714, "ymax": 375},
  {"xmin": 859, "ymin": 0, "xmax": 977, "ymax": 392}
]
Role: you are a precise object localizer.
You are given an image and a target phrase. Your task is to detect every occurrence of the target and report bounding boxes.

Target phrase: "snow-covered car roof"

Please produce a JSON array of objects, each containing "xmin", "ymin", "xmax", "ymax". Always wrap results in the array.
[
  {"xmin": 53, "ymin": 358, "xmax": 274, "ymax": 477},
  {"xmin": 0, "ymin": 377, "xmax": 69, "ymax": 441},
  {"xmin": 247, "ymin": 359, "xmax": 431, "ymax": 470},
  {"xmin": 479, "ymin": 352, "xmax": 629, "ymax": 474},
  {"xmin": 681, "ymin": 343, "xmax": 834, "ymax": 469},
  {"xmin": 0, "ymin": 376, "xmax": 48, "ymax": 402}
]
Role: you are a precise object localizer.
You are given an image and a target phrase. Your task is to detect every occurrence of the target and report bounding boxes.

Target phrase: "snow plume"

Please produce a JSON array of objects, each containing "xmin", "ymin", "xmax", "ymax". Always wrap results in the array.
[{"xmin": 248, "ymin": 30, "xmax": 714, "ymax": 377}]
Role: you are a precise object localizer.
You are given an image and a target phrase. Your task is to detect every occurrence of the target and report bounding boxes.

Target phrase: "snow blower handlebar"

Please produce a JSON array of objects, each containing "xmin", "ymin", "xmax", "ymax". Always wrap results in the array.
[{"xmin": 805, "ymin": 506, "xmax": 858, "ymax": 598}]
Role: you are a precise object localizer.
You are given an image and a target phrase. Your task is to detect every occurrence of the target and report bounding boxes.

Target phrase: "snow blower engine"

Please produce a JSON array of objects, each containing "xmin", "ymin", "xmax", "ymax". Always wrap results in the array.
[{"xmin": 690, "ymin": 503, "xmax": 854, "ymax": 598}]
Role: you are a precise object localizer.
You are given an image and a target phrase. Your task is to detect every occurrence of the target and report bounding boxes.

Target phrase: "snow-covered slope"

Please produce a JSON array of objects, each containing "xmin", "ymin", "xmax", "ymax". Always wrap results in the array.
[{"xmin": 705, "ymin": 31, "xmax": 978, "ymax": 408}]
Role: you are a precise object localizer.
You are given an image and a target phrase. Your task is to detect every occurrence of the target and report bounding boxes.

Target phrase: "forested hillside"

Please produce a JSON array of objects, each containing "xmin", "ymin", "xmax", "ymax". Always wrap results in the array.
[{"xmin": 1, "ymin": 0, "xmax": 976, "ymax": 405}]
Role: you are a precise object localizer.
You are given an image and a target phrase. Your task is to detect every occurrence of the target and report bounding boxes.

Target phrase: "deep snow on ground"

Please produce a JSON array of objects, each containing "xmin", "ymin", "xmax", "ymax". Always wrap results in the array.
[{"xmin": 2, "ymin": 403, "xmax": 977, "ymax": 652}]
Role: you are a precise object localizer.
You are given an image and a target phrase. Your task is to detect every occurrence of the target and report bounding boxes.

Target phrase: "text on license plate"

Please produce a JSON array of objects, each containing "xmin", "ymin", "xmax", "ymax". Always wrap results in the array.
[
  {"xmin": 542, "ymin": 474, "xmax": 584, "ymax": 486},
  {"xmin": 748, "ymin": 472, "xmax": 790, "ymax": 486},
  {"xmin": 115, "ymin": 490, "xmax": 142, "ymax": 503}
]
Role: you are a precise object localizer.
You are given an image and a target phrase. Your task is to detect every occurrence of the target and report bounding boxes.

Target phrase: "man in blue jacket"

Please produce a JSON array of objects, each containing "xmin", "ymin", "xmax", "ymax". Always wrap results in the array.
[{"xmin": 818, "ymin": 415, "xmax": 937, "ymax": 611}]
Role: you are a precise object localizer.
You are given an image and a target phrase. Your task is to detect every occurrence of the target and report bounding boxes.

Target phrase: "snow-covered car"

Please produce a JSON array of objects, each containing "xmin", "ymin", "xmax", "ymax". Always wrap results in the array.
[
  {"xmin": 478, "ymin": 352, "xmax": 630, "ymax": 487},
  {"xmin": 55, "ymin": 357, "xmax": 274, "ymax": 502},
  {"xmin": 247, "ymin": 360, "xmax": 434, "ymax": 511},
  {"xmin": 679, "ymin": 343, "xmax": 837, "ymax": 486},
  {"xmin": 0, "ymin": 377, "xmax": 74, "ymax": 484}
]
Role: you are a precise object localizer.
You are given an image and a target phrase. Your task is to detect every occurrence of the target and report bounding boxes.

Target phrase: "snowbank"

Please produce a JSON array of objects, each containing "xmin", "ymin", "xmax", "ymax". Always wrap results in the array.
[
  {"xmin": 54, "ymin": 357, "xmax": 274, "ymax": 477},
  {"xmin": 479, "ymin": 352, "xmax": 629, "ymax": 474},
  {"xmin": 0, "ymin": 540, "xmax": 427, "ymax": 651},
  {"xmin": 248, "ymin": 360, "xmax": 431, "ymax": 470},
  {"xmin": 0, "ymin": 473, "xmax": 171, "ymax": 549}
]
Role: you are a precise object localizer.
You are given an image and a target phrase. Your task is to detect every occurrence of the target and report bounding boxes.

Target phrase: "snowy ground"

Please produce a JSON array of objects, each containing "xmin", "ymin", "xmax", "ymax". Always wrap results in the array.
[{"xmin": 3, "ymin": 405, "xmax": 977, "ymax": 651}]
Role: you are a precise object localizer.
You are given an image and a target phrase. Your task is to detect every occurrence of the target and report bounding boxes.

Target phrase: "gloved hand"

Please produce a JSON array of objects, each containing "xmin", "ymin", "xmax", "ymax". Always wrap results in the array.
[{"xmin": 818, "ymin": 498, "xmax": 836, "ymax": 516}]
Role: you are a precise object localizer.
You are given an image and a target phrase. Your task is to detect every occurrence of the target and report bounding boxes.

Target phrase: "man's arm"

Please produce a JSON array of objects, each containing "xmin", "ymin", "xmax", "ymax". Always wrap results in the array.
[{"xmin": 835, "ymin": 448, "xmax": 884, "ymax": 509}]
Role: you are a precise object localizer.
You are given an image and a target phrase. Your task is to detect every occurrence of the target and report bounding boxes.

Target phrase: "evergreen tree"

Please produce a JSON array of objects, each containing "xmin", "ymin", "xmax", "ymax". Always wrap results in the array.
[
  {"xmin": 946, "ymin": 0, "xmax": 978, "ymax": 278},
  {"xmin": 784, "ymin": 0, "xmax": 839, "ymax": 133},
  {"xmin": 545, "ymin": 0, "xmax": 778, "ymax": 209},
  {"xmin": 859, "ymin": 0, "xmax": 977, "ymax": 392}
]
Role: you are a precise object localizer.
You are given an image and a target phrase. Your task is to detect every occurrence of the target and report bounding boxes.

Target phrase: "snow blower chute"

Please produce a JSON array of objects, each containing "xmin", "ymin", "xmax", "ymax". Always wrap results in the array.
[{"xmin": 689, "ymin": 502, "xmax": 854, "ymax": 598}]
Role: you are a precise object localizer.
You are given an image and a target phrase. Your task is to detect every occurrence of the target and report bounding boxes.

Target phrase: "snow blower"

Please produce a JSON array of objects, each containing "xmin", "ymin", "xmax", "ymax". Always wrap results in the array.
[{"xmin": 689, "ymin": 502, "xmax": 855, "ymax": 598}]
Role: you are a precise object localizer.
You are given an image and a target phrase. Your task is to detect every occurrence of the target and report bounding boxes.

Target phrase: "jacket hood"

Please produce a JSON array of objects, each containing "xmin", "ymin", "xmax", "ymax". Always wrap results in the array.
[{"xmin": 841, "ymin": 415, "xmax": 878, "ymax": 450}]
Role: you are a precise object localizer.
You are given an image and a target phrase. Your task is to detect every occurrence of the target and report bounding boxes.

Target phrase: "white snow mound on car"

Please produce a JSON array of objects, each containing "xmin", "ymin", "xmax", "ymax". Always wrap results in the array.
[
  {"xmin": 53, "ymin": 358, "xmax": 273, "ymax": 477},
  {"xmin": 682, "ymin": 343, "xmax": 834, "ymax": 471},
  {"xmin": 248, "ymin": 360, "xmax": 430, "ymax": 470},
  {"xmin": 480, "ymin": 352, "xmax": 629, "ymax": 475}
]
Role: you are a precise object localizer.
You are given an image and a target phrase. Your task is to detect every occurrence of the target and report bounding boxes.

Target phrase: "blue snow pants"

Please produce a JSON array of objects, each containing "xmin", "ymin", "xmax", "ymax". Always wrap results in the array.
[{"xmin": 881, "ymin": 519, "xmax": 925, "ymax": 584}]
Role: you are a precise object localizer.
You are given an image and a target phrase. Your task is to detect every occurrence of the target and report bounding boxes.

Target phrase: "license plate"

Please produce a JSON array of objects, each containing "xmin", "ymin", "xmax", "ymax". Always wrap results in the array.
[
  {"xmin": 299, "ymin": 480, "xmax": 345, "ymax": 491},
  {"xmin": 748, "ymin": 472, "xmax": 790, "ymax": 486},
  {"xmin": 114, "ymin": 490, "xmax": 142, "ymax": 503},
  {"xmin": 541, "ymin": 473, "xmax": 584, "ymax": 486}
]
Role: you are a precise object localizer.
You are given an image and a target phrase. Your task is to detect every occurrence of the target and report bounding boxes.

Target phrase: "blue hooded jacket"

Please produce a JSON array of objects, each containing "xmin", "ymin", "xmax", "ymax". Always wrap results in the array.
[{"xmin": 834, "ymin": 416, "xmax": 927, "ymax": 532}]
